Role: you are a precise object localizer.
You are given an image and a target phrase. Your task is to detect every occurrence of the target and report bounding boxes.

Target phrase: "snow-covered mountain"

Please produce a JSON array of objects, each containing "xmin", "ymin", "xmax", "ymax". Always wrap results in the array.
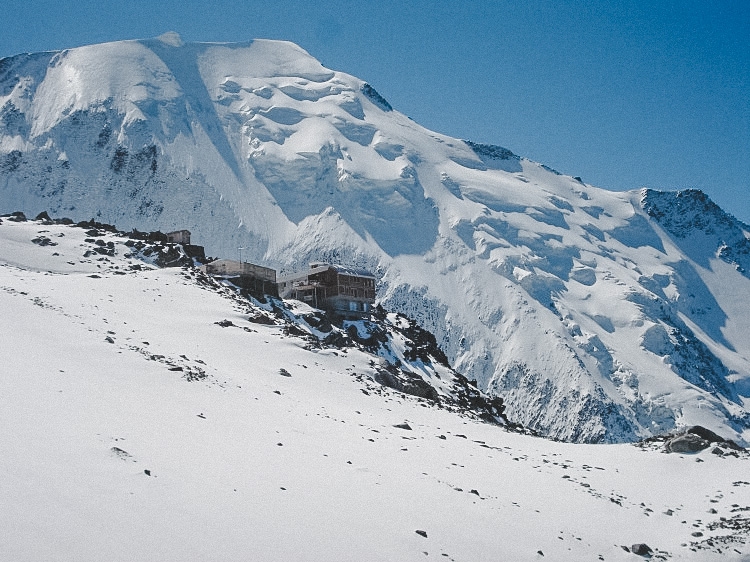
[
  {"xmin": 2, "ymin": 216, "xmax": 749, "ymax": 562},
  {"xmin": 2, "ymin": 34, "xmax": 749, "ymax": 444}
]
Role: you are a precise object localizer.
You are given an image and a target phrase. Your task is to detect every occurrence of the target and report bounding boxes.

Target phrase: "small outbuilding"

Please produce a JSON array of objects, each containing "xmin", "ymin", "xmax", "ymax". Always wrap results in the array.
[
  {"xmin": 166, "ymin": 230, "xmax": 191, "ymax": 245},
  {"xmin": 203, "ymin": 259, "xmax": 278, "ymax": 295}
]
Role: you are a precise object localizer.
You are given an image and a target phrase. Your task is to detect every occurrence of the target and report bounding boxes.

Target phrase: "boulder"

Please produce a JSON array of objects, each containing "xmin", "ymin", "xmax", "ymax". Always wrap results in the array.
[
  {"xmin": 665, "ymin": 433, "xmax": 709, "ymax": 454},
  {"xmin": 631, "ymin": 543, "xmax": 652, "ymax": 557}
]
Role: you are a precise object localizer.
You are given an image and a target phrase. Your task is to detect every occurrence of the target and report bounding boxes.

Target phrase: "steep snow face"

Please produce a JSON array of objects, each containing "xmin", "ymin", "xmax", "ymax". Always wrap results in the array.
[{"xmin": 1, "ymin": 36, "xmax": 749, "ymax": 443}]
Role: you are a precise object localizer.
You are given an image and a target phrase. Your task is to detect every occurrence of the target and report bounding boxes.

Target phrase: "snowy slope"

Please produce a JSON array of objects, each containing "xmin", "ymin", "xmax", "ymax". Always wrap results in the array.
[
  {"xmin": 1, "ymin": 35, "xmax": 749, "ymax": 443},
  {"xmin": 1, "ymin": 217, "xmax": 749, "ymax": 562}
]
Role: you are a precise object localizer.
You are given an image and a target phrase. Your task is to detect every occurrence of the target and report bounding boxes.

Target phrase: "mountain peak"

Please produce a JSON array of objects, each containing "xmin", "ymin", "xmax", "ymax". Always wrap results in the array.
[{"xmin": 156, "ymin": 31, "xmax": 184, "ymax": 47}]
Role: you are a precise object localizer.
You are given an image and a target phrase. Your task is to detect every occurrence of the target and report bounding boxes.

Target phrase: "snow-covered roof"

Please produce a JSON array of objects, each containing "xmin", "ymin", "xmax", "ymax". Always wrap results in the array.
[{"xmin": 325, "ymin": 263, "xmax": 376, "ymax": 279}]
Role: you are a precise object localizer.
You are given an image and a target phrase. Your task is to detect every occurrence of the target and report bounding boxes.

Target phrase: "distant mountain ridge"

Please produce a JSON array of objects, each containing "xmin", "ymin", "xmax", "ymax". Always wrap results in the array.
[{"xmin": 2, "ymin": 34, "xmax": 749, "ymax": 443}]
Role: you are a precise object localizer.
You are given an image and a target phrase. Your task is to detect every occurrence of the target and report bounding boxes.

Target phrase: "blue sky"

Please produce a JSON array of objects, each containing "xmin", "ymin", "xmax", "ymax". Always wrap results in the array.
[{"xmin": 3, "ymin": 0, "xmax": 749, "ymax": 222}]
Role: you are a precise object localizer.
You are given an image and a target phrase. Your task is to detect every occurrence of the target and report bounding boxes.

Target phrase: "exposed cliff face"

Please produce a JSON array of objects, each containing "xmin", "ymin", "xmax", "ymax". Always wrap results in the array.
[{"xmin": 2, "ymin": 35, "xmax": 749, "ymax": 443}]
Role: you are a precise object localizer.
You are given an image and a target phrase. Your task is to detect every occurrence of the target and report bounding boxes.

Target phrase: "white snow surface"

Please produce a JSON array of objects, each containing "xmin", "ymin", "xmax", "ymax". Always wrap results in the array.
[
  {"xmin": 1, "ymin": 37, "xmax": 750, "ymax": 443},
  {"xmin": 1, "ymin": 218, "xmax": 749, "ymax": 562}
]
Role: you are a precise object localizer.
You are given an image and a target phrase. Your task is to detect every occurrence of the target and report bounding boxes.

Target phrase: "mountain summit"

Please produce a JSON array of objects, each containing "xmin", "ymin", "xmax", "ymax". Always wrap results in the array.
[{"xmin": 1, "ymin": 36, "xmax": 749, "ymax": 443}]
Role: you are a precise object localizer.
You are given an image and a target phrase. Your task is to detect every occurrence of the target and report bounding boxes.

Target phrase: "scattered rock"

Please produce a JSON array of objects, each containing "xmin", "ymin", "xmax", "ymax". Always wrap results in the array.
[
  {"xmin": 279, "ymin": 368, "xmax": 292, "ymax": 377},
  {"xmin": 144, "ymin": 469, "xmax": 151, "ymax": 476},
  {"xmin": 105, "ymin": 336, "xmax": 115, "ymax": 344},
  {"xmin": 214, "ymin": 319, "xmax": 235, "ymax": 328},
  {"xmin": 31, "ymin": 236, "xmax": 57, "ymax": 246},
  {"xmin": 415, "ymin": 530, "xmax": 428, "ymax": 538},
  {"xmin": 393, "ymin": 423, "xmax": 412, "ymax": 430}
]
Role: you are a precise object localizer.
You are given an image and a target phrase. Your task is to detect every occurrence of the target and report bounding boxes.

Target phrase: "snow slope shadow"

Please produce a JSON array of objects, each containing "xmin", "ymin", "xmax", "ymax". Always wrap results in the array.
[
  {"xmin": 671, "ymin": 259, "xmax": 735, "ymax": 351},
  {"xmin": 253, "ymin": 145, "xmax": 440, "ymax": 256},
  {"xmin": 140, "ymin": 37, "xmax": 244, "ymax": 182}
]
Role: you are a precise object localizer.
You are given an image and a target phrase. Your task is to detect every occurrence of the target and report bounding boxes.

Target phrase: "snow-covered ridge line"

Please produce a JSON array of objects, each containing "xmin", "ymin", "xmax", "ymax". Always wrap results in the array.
[{"xmin": 1, "ymin": 36, "xmax": 749, "ymax": 444}]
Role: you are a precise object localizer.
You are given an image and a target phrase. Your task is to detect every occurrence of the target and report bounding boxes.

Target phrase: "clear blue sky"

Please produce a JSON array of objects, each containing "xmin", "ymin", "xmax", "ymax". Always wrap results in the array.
[{"xmin": 3, "ymin": 0, "xmax": 749, "ymax": 222}]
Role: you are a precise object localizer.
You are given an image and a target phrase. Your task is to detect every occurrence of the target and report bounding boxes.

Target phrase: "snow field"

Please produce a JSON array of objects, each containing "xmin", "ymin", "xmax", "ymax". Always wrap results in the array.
[{"xmin": 1, "ymin": 219, "xmax": 748, "ymax": 561}]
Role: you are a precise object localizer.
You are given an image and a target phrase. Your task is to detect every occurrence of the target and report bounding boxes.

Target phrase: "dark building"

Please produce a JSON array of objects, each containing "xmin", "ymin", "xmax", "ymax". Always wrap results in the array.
[{"xmin": 278, "ymin": 263, "xmax": 376, "ymax": 318}]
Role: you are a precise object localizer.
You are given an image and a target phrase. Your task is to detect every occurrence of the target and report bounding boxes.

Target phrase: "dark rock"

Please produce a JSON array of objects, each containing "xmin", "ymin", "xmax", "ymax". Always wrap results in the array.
[
  {"xmin": 283, "ymin": 323, "xmax": 308, "ymax": 337},
  {"xmin": 214, "ymin": 319, "xmax": 234, "ymax": 328},
  {"xmin": 6, "ymin": 211, "xmax": 26, "ymax": 222},
  {"xmin": 631, "ymin": 543, "xmax": 652, "ymax": 556},
  {"xmin": 110, "ymin": 446, "xmax": 131, "ymax": 459},
  {"xmin": 665, "ymin": 433, "xmax": 710, "ymax": 453},
  {"xmin": 361, "ymin": 83, "xmax": 392, "ymax": 111},
  {"xmin": 279, "ymin": 368, "xmax": 292, "ymax": 377},
  {"xmin": 322, "ymin": 330, "xmax": 350, "ymax": 348},
  {"xmin": 35, "ymin": 211, "xmax": 52, "ymax": 222},
  {"xmin": 374, "ymin": 368, "xmax": 440, "ymax": 402},
  {"xmin": 144, "ymin": 469, "xmax": 151, "ymax": 476},
  {"xmin": 393, "ymin": 423, "xmax": 412, "ymax": 430},
  {"xmin": 247, "ymin": 312, "xmax": 276, "ymax": 325},
  {"xmin": 687, "ymin": 425, "xmax": 726, "ymax": 444},
  {"xmin": 415, "ymin": 530, "xmax": 427, "ymax": 538}
]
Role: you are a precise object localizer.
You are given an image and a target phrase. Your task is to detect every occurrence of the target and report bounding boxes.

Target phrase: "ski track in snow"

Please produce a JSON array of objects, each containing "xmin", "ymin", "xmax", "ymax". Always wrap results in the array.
[{"xmin": 1, "ymin": 218, "xmax": 749, "ymax": 561}]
